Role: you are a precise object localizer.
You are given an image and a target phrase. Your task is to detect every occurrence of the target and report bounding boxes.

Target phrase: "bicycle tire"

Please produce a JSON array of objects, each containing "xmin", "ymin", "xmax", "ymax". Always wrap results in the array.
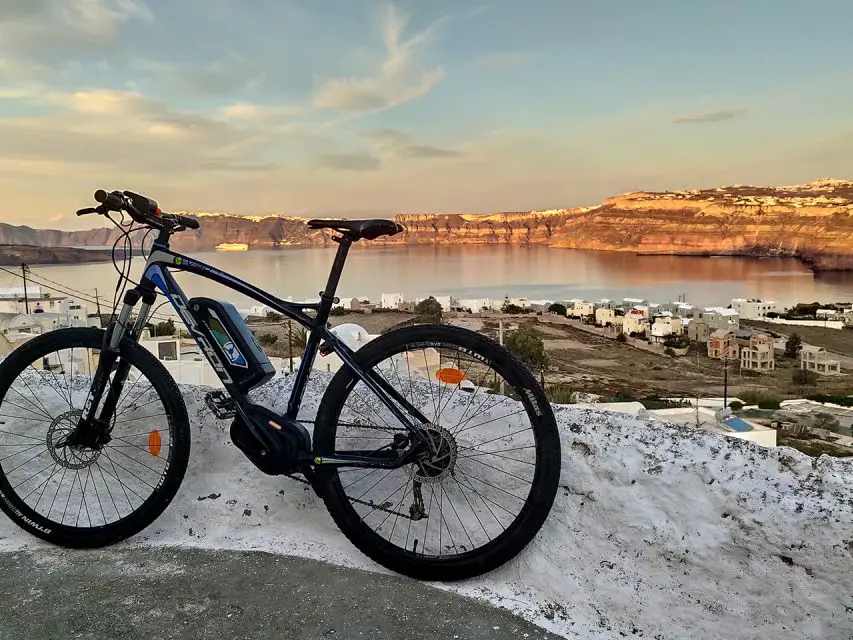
[
  {"xmin": 313, "ymin": 324, "xmax": 561, "ymax": 581},
  {"xmin": 0, "ymin": 327, "xmax": 191, "ymax": 548}
]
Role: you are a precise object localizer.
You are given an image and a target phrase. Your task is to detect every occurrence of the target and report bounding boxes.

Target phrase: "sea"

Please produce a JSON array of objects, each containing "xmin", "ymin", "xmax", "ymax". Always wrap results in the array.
[{"xmin": 18, "ymin": 245, "xmax": 853, "ymax": 313}]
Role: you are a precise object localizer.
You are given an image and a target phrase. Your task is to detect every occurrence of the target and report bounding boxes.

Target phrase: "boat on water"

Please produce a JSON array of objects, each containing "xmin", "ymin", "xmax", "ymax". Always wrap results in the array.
[{"xmin": 215, "ymin": 242, "xmax": 249, "ymax": 252}]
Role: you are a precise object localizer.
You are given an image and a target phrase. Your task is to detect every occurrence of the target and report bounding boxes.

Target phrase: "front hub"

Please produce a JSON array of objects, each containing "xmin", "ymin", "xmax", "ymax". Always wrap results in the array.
[{"xmin": 49, "ymin": 410, "xmax": 103, "ymax": 469}]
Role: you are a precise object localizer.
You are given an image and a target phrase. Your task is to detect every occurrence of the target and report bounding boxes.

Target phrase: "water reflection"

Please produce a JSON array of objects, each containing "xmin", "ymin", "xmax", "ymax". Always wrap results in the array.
[{"xmin": 30, "ymin": 245, "xmax": 853, "ymax": 309}]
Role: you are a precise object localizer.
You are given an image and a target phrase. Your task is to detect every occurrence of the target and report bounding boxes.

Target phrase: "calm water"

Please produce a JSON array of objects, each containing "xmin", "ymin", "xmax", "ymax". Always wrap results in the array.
[{"xmin": 26, "ymin": 245, "xmax": 853, "ymax": 311}]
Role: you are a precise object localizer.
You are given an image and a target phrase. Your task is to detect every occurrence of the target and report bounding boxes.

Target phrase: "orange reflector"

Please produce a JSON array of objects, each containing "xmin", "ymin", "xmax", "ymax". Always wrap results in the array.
[
  {"xmin": 435, "ymin": 367, "xmax": 465, "ymax": 384},
  {"xmin": 148, "ymin": 430, "xmax": 162, "ymax": 457}
]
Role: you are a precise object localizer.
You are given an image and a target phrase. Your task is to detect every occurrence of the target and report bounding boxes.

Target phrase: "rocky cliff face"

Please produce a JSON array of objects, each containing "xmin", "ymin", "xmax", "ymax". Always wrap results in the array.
[{"xmin": 2, "ymin": 179, "xmax": 852, "ymax": 270}]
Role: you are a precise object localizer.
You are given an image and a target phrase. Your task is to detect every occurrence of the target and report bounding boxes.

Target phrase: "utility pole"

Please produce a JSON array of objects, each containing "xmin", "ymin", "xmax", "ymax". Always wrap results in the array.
[
  {"xmin": 21, "ymin": 263, "xmax": 29, "ymax": 313},
  {"xmin": 498, "ymin": 317, "xmax": 505, "ymax": 394},
  {"xmin": 723, "ymin": 353, "xmax": 729, "ymax": 409},
  {"xmin": 94, "ymin": 288, "xmax": 102, "ymax": 317}
]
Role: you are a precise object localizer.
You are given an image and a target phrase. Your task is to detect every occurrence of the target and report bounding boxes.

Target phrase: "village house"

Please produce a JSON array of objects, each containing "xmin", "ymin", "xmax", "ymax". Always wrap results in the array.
[
  {"xmin": 570, "ymin": 301, "xmax": 595, "ymax": 320},
  {"xmin": 622, "ymin": 308, "xmax": 650, "ymax": 336},
  {"xmin": 730, "ymin": 298, "xmax": 782, "ymax": 320},
  {"xmin": 650, "ymin": 315, "xmax": 684, "ymax": 343},
  {"xmin": 686, "ymin": 317, "xmax": 711, "ymax": 343},
  {"xmin": 707, "ymin": 329, "xmax": 739, "ymax": 360},
  {"xmin": 738, "ymin": 332, "xmax": 775, "ymax": 372},
  {"xmin": 380, "ymin": 292, "xmax": 404, "ymax": 310},
  {"xmin": 801, "ymin": 345, "xmax": 842, "ymax": 375},
  {"xmin": 702, "ymin": 307, "xmax": 740, "ymax": 331},
  {"xmin": 595, "ymin": 307, "xmax": 623, "ymax": 327}
]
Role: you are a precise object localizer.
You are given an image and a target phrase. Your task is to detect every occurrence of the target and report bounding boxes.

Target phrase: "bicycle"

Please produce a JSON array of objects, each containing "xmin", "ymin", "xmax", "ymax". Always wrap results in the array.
[{"xmin": 0, "ymin": 189, "xmax": 560, "ymax": 581}]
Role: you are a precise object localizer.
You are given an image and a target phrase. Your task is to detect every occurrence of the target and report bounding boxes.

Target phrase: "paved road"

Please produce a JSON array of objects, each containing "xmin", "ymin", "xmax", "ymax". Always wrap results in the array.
[{"xmin": 0, "ymin": 548, "xmax": 561, "ymax": 640}]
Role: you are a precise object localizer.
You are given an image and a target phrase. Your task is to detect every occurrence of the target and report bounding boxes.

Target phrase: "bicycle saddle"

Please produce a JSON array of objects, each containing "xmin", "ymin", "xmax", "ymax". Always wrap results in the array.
[{"xmin": 306, "ymin": 218, "xmax": 405, "ymax": 241}]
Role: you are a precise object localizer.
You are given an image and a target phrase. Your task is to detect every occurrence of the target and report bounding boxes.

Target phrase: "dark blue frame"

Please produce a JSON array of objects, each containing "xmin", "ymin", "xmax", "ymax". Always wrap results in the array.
[{"xmin": 138, "ymin": 240, "xmax": 430, "ymax": 453}]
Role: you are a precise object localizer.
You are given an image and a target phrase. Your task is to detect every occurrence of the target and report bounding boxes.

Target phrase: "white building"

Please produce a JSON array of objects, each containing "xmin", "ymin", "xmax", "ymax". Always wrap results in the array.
[
  {"xmin": 570, "ymin": 301, "xmax": 594, "ymax": 319},
  {"xmin": 651, "ymin": 316, "xmax": 684, "ymax": 341},
  {"xmin": 312, "ymin": 323, "xmax": 379, "ymax": 373},
  {"xmin": 580, "ymin": 402, "xmax": 776, "ymax": 447},
  {"xmin": 434, "ymin": 296, "xmax": 453, "ymax": 312},
  {"xmin": 595, "ymin": 307, "xmax": 622, "ymax": 327},
  {"xmin": 623, "ymin": 309, "xmax": 650, "ymax": 335},
  {"xmin": 0, "ymin": 292, "xmax": 89, "ymax": 326},
  {"xmin": 703, "ymin": 307, "xmax": 740, "ymax": 331},
  {"xmin": 730, "ymin": 298, "xmax": 781, "ymax": 320},
  {"xmin": 380, "ymin": 292, "xmax": 404, "ymax": 310},
  {"xmin": 455, "ymin": 298, "xmax": 492, "ymax": 313}
]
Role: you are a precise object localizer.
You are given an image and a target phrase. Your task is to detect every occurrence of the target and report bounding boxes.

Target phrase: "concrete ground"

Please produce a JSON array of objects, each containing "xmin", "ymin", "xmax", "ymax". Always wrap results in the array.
[{"xmin": 0, "ymin": 548, "xmax": 561, "ymax": 640}]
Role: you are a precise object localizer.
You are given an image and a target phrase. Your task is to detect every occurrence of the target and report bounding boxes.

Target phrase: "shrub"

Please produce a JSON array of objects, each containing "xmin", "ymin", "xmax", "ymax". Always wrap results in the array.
[
  {"xmin": 547, "ymin": 303, "xmax": 567, "ymax": 316},
  {"xmin": 615, "ymin": 333, "xmax": 627, "ymax": 343},
  {"xmin": 501, "ymin": 303, "xmax": 530, "ymax": 315},
  {"xmin": 329, "ymin": 306, "xmax": 349, "ymax": 316},
  {"xmin": 505, "ymin": 328, "xmax": 547, "ymax": 372},
  {"xmin": 663, "ymin": 334, "xmax": 690, "ymax": 349},
  {"xmin": 757, "ymin": 398, "xmax": 781, "ymax": 410},
  {"xmin": 414, "ymin": 297, "xmax": 443, "ymax": 323},
  {"xmin": 153, "ymin": 319, "xmax": 176, "ymax": 336},
  {"xmin": 740, "ymin": 369, "xmax": 760, "ymax": 377},
  {"xmin": 729, "ymin": 401, "xmax": 744, "ymax": 411},
  {"xmin": 740, "ymin": 388, "xmax": 780, "ymax": 406},
  {"xmin": 256, "ymin": 333, "xmax": 278, "ymax": 346},
  {"xmin": 792, "ymin": 368, "xmax": 818, "ymax": 386},
  {"xmin": 546, "ymin": 384, "xmax": 574, "ymax": 404},
  {"xmin": 806, "ymin": 394, "xmax": 853, "ymax": 407},
  {"xmin": 784, "ymin": 333, "xmax": 802, "ymax": 358},
  {"xmin": 664, "ymin": 347, "xmax": 676, "ymax": 356},
  {"xmin": 265, "ymin": 311, "xmax": 282, "ymax": 323}
]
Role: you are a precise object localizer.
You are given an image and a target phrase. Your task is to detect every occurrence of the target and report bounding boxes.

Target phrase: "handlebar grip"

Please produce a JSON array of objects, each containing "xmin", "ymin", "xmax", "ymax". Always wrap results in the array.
[
  {"xmin": 177, "ymin": 215, "xmax": 200, "ymax": 230},
  {"xmin": 94, "ymin": 189, "xmax": 125, "ymax": 212}
]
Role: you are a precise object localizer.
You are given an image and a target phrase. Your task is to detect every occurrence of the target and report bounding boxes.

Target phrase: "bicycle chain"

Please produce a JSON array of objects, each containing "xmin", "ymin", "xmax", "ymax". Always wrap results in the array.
[{"xmin": 284, "ymin": 473, "xmax": 426, "ymax": 521}]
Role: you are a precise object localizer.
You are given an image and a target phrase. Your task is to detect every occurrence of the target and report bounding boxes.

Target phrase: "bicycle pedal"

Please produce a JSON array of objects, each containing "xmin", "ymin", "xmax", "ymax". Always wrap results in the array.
[{"xmin": 205, "ymin": 390, "xmax": 236, "ymax": 419}]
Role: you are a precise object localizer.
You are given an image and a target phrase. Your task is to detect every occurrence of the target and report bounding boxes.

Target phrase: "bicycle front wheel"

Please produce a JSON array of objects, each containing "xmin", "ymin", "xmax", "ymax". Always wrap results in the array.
[
  {"xmin": 0, "ymin": 328, "xmax": 191, "ymax": 547},
  {"xmin": 314, "ymin": 324, "xmax": 561, "ymax": 581}
]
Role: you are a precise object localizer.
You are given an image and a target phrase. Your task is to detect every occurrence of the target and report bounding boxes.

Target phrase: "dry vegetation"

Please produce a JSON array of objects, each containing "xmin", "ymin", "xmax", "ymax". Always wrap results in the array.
[{"xmin": 250, "ymin": 310, "xmax": 852, "ymax": 403}]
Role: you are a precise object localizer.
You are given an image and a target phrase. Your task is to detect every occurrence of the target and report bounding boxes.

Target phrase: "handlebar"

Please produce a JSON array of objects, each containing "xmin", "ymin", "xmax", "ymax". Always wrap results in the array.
[{"xmin": 81, "ymin": 189, "xmax": 199, "ymax": 232}]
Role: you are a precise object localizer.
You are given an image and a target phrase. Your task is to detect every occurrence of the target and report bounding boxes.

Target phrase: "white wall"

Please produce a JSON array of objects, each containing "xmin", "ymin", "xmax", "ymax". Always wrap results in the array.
[{"xmin": 757, "ymin": 318, "xmax": 845, "ymax": 330}]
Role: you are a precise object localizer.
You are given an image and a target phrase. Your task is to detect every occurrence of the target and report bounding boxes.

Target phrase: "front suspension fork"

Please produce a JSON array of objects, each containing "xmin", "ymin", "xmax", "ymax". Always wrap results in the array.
[{"xmin": 79, "ymin": 287, "xmax": 156, "ymax": 432}]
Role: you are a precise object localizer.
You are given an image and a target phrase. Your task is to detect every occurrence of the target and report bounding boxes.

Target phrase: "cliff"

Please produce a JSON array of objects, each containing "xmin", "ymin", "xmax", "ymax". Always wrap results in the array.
[
  {"xmin": 0, "ymin": 245, "xmax": 116, "ymax": 266},
  {"xmin": 3, "ymin": 179, "xmax": 852, "ymax": 270}
]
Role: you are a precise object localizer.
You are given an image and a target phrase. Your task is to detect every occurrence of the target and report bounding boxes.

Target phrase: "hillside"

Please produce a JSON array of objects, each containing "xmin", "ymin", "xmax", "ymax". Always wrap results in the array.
[
  {"xmin": 0, "ymin": 244, "xmax": 115, "ymax": 266},
  {"xmin": 2, "ymin": 179, "xmax": 852, "ymax": 270}
]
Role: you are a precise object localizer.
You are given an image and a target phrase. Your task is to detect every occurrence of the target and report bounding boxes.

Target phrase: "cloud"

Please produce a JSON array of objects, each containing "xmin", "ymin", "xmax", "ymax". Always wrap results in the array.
[
  {"xmin": 312, "ymin": 4, "xmax": 444, "ymax": 113},
  {"xmin": 361, "ymin": 129, "xmax": 460, "ymax": 159},
  {"xmin": 135, "ymin": 54, "xmax": 266, "ymax": 97},
  {"xmin": 57, "ymin": 0, "xmax": 153, "ymax": 37},
  {"xmin": 671, "ymin": 108, "xmax": 749, "ymax": 124},
  {"xmin": 470, "ymin": 51, "xmax": 536, "ymax": 70},
  {"xmin": 221, "ymin": 102, "xmax": 302, "ymax": 122},
  {"xmin": 0, "ymin": 85, "xmax": 326, "ymax": 182},
  {"xmin": 316, "ymin": 153, "xmax": 380, "ymax": 172},
  {"xmin": 0, "ymin": 0, "xmax": 152, "ymax": 53}
]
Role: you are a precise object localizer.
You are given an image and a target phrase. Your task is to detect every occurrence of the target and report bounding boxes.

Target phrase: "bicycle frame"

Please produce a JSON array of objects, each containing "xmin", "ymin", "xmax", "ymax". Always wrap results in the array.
[{"xmin": 82, "ymin": 232, "xmax": 431, "ymax": 469}]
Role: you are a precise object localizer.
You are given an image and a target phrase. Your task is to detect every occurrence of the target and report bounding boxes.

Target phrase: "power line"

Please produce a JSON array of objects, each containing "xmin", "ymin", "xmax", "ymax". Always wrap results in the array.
[{"xmin": 0, "ymin": 266, "xmax": 175, "ymax": 323}]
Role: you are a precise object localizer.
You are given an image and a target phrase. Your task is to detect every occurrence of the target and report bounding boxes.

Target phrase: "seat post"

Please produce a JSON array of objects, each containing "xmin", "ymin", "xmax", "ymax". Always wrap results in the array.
[{"xmin": 317, "ymin": 235, "xmax": 352, "ymax": 319}]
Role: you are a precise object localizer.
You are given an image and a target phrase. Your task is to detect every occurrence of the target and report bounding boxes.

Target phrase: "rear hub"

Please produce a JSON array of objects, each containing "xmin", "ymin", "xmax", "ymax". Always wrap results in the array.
[{"xmin": 409, "ymin": 425, "xmax": 458, "ymax": 484}]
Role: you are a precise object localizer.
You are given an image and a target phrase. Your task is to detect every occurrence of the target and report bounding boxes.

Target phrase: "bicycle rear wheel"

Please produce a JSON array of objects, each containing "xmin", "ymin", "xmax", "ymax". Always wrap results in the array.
[
  {"xmin": 313, "ymin": 324, "xmax": 560, "ymax": 581},
  {"xmin": 0, "ymin": 328, "xmax": 190, "ymax": 547}
]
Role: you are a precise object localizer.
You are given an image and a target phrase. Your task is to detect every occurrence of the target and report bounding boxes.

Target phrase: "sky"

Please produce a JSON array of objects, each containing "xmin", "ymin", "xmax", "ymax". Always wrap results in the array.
[{"xmin": 1, "ymin": 0, "xmax": 852, "ymax": 229}]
